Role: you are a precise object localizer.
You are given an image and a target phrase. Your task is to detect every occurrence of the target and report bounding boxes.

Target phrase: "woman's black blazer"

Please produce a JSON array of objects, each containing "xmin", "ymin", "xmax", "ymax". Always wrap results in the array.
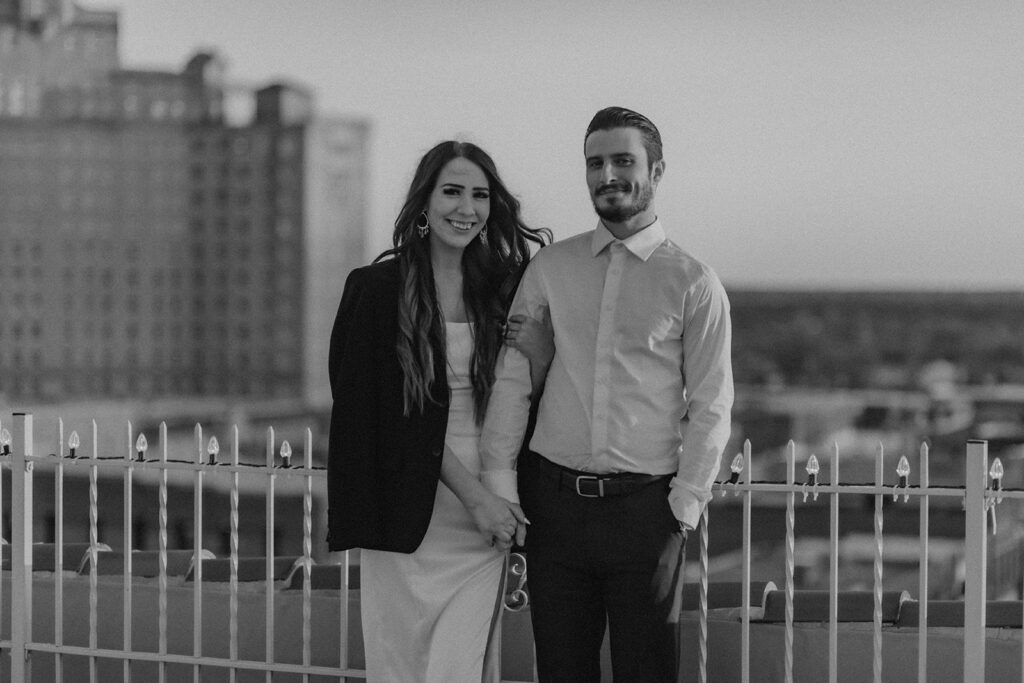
[{"xmin": 326, "ymin": 258, "xmax": 449, "ymax": 553}]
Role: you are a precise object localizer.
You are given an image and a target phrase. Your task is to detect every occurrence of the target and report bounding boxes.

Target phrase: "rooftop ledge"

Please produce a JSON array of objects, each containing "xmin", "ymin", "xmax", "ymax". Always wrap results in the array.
[{"xmin": 2, "ymin": 562, "xmax": 1021, "ymax": 682}]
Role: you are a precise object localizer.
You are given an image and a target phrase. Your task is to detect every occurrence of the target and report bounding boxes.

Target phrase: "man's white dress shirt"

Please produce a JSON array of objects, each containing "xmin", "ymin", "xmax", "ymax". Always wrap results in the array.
[{"xmin": 480, "ymin": 219, "xmax": 734, "ymax": 529}]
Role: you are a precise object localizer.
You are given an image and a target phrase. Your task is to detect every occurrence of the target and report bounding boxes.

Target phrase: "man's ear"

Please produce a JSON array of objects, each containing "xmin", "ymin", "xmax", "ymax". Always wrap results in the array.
[{"xmin": 651, "ymin": 159, "xmax": 666, "ymax": 186}]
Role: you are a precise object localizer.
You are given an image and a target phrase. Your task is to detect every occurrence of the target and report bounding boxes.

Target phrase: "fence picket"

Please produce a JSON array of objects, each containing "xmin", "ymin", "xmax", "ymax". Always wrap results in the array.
[
  {"xmin": 828, "ymin": 442, "xmax": 839, "ymax": 683},
  {"xmin": 784, "ymin": 440, "xmax": 796, "ymax": 683},
  {"xmin": 963, "ymin": 440, "xmax": 989, "ymax": 682},
  {"xmin": 192, "ymin": 423, "xmax": 205, "ymax": 682},
  {"xmin": 123, "ymin": 421, "xmax": 135, "ymax": 682},
  {"xmin": 873, "ymin": 443, "xmax": 884, "ymax": 683},
  {"xmin": 230, "ymin": 423, "xmax": 240, "ymax": 683},
  {"xmin": 698, "ymin": 505, "xmax": 709, "ymax": 683},
  {"xmin": 159, "ymin": 421, "xmax": 169, "ymax": 683},
  {"xmin": 918, "ymin": 442, "xmax": 930, "ymax": 683},
  {"xmin": 89, "ymin": 420, "xmax": 98, "ymax": 683},
  {"xmin": 265, "ymin": 426, "xmax": 276, "ymax": 683},
  {"xmin": 740, "ymin": 439, "xmax": 752, "ymax": 683},
  {"xmin": 11, "ymin": 413, "xmax": 34, "ymax": 682},
  {"xmin": 54, "ymin": 418, "xmax": 65, "ymax": 681},
  {"xmin": 302, "ymin": 428, "xmax": 314, "ymax": 679}
]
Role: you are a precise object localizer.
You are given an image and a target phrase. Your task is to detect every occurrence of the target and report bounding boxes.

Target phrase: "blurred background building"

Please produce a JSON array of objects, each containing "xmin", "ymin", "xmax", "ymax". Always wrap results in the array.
[{"xmin": 0, "ymin": 0, "xmax": 370, "ymax": 410}]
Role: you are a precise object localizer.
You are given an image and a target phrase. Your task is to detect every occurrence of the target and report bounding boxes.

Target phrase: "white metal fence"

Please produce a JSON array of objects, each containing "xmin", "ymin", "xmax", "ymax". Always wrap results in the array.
[
  {"xmin": 691, "ymin": 438, "xmax": 1018, "ymax": 683},
  {"xmin": 0, "ymin": 411, "xmax": 1020, "ymax": 682},
  {"xmin": 0, "ymin": 412, "xmax": 364, "ymax": 682}
]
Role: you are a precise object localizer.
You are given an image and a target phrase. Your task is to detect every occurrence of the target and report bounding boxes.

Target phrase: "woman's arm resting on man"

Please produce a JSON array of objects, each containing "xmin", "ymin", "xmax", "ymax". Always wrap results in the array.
[{"xmin": 503, "ymin": 306, "xmax": 553, "ymax": 397}]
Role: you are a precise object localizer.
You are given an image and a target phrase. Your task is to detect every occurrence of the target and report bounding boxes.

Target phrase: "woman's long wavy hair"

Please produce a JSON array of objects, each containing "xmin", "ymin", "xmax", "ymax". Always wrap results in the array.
[{"xmin": 375, "ymin": 141, "xmax": 550, "ymax": 424}]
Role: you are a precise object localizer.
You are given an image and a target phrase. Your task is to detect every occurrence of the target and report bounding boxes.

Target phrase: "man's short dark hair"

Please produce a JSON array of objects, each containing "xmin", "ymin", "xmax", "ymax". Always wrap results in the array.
[{"xmin": 585, "ymin": 106, "xmax": 663, "ymax": 166}]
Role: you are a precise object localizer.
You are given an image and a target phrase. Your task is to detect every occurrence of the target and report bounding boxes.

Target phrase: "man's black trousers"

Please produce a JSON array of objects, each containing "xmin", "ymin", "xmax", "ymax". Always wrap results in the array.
[{"xmin": 519, "ymin": 449, "xmax": 687, "ymax": 683}]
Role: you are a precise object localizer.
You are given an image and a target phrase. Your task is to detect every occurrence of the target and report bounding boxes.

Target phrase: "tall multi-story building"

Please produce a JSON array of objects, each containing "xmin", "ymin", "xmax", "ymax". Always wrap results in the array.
[{"xmin": 0, "ymin": 0, "xmax": 370, "ymax": 408}]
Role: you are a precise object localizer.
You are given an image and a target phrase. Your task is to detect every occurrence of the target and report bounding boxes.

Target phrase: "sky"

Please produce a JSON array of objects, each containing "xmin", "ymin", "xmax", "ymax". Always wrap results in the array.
[{"xmin": 110, "ymin": 0, "xmax": 1022, "ymax": 290}]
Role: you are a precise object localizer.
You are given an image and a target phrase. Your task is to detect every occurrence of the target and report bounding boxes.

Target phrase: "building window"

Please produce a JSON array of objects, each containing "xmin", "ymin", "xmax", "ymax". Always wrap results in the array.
[{"xmin": 8, "ymin": 78, "xmax": 24, "ymax": 116}]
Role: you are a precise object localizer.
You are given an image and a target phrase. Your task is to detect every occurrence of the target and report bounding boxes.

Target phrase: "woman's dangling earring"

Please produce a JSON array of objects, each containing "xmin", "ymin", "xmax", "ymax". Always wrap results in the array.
[
  {"xmin": 416, "ymin": 211, "xmax": 430, "ymax": 238},
  {"xmin": 479, "ymin": 223, "xmax": 488, "ymax": 245}
]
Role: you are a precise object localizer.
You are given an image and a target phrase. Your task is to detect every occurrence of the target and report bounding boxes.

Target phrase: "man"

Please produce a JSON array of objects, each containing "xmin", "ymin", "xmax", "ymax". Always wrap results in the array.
[{"xmin": 480, "ymin": 106, "xmax": 733, "ymax": 681}]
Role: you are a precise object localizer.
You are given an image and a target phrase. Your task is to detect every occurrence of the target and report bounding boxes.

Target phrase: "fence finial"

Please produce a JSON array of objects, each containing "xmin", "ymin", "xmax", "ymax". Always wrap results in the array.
[
  {"xmin": 988, "ymin": 457, "xmax": 1004, "ymax": 533},
  {"xmin": 989, "ymin": 458, "xmax": 1004, "ymax": 500},
  {"xmin": 894, "ymin": 455, "xmax": 911, "ymax": 502},
  {"xmin": 803, "ymin": 454, "xmax": 820, "ymax": 502},
  {"xmin": 723, "ymin": 452, "xmax": 744, "ymax": 496}
]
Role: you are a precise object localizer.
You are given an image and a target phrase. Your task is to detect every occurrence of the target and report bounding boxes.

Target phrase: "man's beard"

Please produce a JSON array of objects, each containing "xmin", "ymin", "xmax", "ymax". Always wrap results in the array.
[{"xmin": 592, "ymin": 179, "xmax": 654, "ymax": 223}]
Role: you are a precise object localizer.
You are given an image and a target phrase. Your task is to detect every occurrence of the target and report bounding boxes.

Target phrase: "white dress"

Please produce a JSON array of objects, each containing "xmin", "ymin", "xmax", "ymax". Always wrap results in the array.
[{"xmin": 361, "ymin": 322, "xmax": 505, "ymax": 683}]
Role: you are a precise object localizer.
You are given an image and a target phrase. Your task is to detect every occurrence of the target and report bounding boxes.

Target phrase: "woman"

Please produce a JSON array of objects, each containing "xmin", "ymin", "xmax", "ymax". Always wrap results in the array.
[{"xmin": 326, "ymin": 140, "xmax": 551, "ymax": 682}]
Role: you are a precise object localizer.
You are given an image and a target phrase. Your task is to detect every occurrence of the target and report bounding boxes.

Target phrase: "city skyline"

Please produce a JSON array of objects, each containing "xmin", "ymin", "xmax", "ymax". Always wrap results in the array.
[
  {"xmin": 0, "ymin": 2, "xmax": 369, "ymax": 405},
  {"xmin": 113, "ymin": 0, "xmax": 1023, "ymax": 290}
]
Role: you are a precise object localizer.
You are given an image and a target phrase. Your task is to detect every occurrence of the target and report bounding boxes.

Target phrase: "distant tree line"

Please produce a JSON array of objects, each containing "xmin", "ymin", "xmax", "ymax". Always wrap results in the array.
[{"xmin": 728, "ymin": 290, "xmax": 1024, "ymax": 388}]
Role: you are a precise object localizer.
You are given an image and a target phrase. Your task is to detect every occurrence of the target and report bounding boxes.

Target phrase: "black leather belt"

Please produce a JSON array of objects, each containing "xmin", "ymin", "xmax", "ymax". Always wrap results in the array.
[{"xmin": 530, "ymin": 451, "xmax": 671, "ymax": 498}]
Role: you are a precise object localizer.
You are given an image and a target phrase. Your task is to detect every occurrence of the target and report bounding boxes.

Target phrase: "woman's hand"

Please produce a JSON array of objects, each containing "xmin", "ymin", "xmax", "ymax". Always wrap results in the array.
[
  {"xmin": 467, "ymin": 492, "xmax": 528, "ymax": 551},
  {"xmin": 439, "ymin": 445, "xmax": 527, "ymax": 551},
  {"xmin": 504, "ymin": 309, "xmax": 553, "ymax": 363},
  {"xmin": 504, "ymin": 309, "xmax": 553, "ymax": 395}
]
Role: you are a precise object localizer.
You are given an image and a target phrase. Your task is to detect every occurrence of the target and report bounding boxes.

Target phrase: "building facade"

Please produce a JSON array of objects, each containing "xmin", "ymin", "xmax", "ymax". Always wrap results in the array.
[{"xmin": 0, "ymin": 0, "xmax": 369, "ymax": 407}]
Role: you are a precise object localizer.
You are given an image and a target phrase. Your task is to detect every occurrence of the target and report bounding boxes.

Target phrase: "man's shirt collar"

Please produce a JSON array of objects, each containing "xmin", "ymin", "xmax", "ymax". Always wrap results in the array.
[{"xmin": 591, "ymin": 219, "xmax": 666, "ymax": 262}]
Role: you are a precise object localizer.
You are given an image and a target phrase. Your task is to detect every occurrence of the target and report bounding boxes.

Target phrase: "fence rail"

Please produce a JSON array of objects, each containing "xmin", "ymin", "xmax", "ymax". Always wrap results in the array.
[{"xmin": 1, "ymin": 411, "xmax": 1021, "ymax": 682}]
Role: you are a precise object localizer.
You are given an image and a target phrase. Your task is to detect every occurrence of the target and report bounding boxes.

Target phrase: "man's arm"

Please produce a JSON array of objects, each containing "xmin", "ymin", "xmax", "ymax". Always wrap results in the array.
[
  {"xmin": 668, "ymin": 273, "xmax": 734, "ymax": 529},
  {"xmin": 479, "ymin": 259, "xmax": 548, "ymax": 503}
]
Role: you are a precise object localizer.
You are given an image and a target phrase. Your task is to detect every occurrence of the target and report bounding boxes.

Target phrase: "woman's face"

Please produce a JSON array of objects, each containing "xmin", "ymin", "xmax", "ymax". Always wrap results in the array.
[{"xmin": 426, "ymin": 157, "xmax": 490, "ymax": 257}]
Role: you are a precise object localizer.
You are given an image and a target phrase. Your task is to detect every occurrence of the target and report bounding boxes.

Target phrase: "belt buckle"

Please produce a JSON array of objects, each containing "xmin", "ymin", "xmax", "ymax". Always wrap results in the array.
[{"xmin": 574, "ymin": 475, "xmax": 604, "ymax": 498}]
